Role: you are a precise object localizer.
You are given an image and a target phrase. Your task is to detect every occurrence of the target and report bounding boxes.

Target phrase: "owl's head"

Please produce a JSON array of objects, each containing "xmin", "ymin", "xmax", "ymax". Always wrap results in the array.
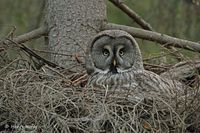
[{"xmin": 86, "ymin": 30, "xmax": 144, "ymax": 75}]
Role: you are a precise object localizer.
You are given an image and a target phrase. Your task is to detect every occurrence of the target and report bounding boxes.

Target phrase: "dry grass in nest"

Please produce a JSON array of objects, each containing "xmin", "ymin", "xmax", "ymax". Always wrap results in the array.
[{"xmin": 0, "ymin": 53, "xmax": 200, "ymax": 133}]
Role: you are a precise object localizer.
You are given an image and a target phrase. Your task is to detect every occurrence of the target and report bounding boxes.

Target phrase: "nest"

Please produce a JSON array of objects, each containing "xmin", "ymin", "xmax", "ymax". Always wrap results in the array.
[{"xmin": 0, "ymin": 51, "xmax": 200, "ymax": 133}]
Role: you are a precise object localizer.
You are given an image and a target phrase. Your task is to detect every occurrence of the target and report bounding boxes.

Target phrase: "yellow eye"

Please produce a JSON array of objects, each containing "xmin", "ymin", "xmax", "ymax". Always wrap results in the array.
[
  {"xmin": 119, "ymin": 49, "xmax": 124, "ymax": 56},
  {"xmin": 103, "ymin": 49, "xmax": 109, "ymax": 56}
]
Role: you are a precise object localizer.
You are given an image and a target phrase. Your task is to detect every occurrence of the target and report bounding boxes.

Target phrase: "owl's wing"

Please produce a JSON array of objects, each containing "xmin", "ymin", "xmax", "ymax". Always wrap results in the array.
[{"xmin": 135, "ymin": 70, "xmax": 185, "ymax": 97}]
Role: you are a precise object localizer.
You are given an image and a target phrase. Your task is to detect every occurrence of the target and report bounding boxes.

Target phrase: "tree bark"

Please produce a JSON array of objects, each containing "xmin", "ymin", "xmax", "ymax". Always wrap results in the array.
[{"xmin": 45, "ymin": 0, "xmax": 106, "ymax": 70}]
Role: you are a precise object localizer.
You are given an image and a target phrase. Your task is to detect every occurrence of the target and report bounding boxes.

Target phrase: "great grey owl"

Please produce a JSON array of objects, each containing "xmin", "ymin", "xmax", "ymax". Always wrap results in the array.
[{"xmin": 85, "ymin": 30, "xmax": 183, "ymax": 99}]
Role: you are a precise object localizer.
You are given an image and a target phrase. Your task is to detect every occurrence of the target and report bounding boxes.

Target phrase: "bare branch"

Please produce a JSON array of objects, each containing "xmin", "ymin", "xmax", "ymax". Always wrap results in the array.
[
  {"xmin": 104, "ymin": 23, "xmax": 200, "ymax": 52},
  {"xmin": 108, "ymin": 0, "xmax": 184, "ymax": 60},
  {"xmin": 108, "ymin": 0, "xmax": 153, "ymax": 31},
  {"xmin": 1, "ymin": 26, "xmax": 48, "ymax": 45},
  {"xmin": 6, "ymin": 38, "xmax": 63, "ymax": 69}
]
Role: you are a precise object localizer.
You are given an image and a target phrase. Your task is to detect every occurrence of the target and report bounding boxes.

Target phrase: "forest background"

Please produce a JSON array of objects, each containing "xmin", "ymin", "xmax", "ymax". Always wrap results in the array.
[{"xmin": 1, "ymin": 0, "xmax": 199, "ymax": 62}]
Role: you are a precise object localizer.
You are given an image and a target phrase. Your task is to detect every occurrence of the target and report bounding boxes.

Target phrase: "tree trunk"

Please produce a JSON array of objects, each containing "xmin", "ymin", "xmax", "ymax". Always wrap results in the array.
[{"xmin": 45, "ymin": 0, "xmax": 106, "ymax": 70}]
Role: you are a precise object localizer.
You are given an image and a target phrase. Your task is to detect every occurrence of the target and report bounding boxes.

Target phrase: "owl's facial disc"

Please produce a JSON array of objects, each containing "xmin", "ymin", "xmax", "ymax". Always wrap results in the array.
[{"xmin": 89, "ymin": 35, "xmax": 138, "ymax": 75}]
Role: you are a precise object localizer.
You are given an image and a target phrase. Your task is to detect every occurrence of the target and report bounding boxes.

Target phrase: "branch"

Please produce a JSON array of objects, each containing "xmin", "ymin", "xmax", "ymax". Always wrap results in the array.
[
  {"xmin": 108, "ymin": 0, "xmax": 153, "ymax": 31},
  {"xmin": 6, "ymin": 38, "xmax": 63, "ymax": 69},
  {"xmin": 1, "ymin": 26, "xmax": 48, "ymax": 45},
  {"xmin": 108, "ymin": 0, "xmax": 184, "ymax": 61},
  {"xmin": 104, "ymin": 23, "xmax": 200, "ymax": 52}
]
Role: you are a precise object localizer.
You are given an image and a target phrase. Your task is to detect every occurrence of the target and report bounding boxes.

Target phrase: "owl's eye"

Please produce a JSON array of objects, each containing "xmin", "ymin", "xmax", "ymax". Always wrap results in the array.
[
  {"xmin": 119, "ymin": 49, "xmax": 124, "ymax": 56},
  {"xmin": 102, "ymin": 49, "xmax": 109, "ymax": 56}
]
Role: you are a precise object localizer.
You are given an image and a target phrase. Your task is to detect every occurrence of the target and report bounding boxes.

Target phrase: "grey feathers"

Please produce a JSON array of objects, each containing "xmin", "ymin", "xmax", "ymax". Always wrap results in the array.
[{"xmin": 85, "ymin": 30, "xmax": 184, "ymax": 98}]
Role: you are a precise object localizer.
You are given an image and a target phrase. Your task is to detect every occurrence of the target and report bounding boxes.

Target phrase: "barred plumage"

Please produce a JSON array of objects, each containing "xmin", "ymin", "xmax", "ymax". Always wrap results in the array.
[
  {"xmin": 86, "ymin": 30, "xmax": 183, "ymax": 97},
  {"xmin": 85, "ymin": 30, "xmax": 185, "ymax": 132}
]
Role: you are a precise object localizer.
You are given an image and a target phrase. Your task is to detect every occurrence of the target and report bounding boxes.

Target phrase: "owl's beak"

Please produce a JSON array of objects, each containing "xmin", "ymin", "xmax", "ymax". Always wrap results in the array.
[
  {"xmin": 113, "ymin": 59, "xmax": 117, "ymax": 67},
  {"xmin": 110, "ymin": 59, "xmax": 118, "ymax": 74}
]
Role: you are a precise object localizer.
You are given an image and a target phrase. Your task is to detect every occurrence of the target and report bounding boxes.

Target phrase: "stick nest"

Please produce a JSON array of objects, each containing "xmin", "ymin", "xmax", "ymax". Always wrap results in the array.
[{"xmin": 0, "ymin": 51, "xmax": 200, "ymax": 133}]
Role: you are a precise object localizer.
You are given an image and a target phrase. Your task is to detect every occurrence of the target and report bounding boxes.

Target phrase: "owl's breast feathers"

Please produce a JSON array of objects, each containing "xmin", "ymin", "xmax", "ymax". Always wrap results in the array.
[{"xmin": 87, "ymin": 69, "xmax": 184, "ymax": 98}]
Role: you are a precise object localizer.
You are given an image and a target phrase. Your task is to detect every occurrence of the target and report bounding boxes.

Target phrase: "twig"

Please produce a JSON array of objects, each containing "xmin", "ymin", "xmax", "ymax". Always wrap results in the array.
[
  {"xmin": 161, "ymin": 46, "xmax": 185, "ymax": 61},
  {"xmin": 144, "ymin": 63, "xmax": 169, "ymax": 69},
  {"xmin": 108, "ymin": 0, "xmax": 153, "ymax": 31},
  {"xmin": 0, "ymin": 58, "xmax": 21, "ymax": 74},
  {"xmin": 143, "ymin": 49, "xmax": 182, "ymax": 62},
  {"xmin": 6, "ymin": 25, "xmax": 16, "ymax": 38},
  {"xmin": 44, "ymin": 65, "xmax": 67, "ymax": 79},
  {"xmin": 6, "ymin": 38, "xmax": 63, "ymax": 69},
  {"xmin": 1, "ymin": 26, "xmax": 48, "ymax": 45},
  {"xmin": 32, "ymin": 49, "xmax": 75, "ymax": 57},
  {"xmin": 104, "ymin": 23, "xmax": 200, "ymax": 52},
  {"xmin": 71, "ymin": 73, "xmax": 87, "ymax": 86}
]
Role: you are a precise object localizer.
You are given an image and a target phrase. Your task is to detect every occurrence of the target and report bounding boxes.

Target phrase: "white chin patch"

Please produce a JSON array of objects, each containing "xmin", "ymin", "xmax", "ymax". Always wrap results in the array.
[
  {"xmin": 116, "ymin": 68, "xmax": 129, "ymax": 73},
  {"xmin": 96, "ymin": 68, "xmax": 109, "ymax": 74}
]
